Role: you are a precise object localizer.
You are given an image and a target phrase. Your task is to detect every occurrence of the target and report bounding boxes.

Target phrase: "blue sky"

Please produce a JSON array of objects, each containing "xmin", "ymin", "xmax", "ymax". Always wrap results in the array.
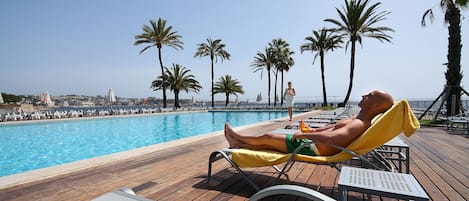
[{"xmin": 1, "ymin": 0, "xmax": 468, "ymax": 102}]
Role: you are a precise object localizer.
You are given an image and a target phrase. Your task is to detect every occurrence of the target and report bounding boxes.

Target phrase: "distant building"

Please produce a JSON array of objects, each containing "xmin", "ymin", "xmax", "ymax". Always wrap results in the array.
[{"xmin": 80, "ymin": 101, "xmax": 95, "ymax": 107}]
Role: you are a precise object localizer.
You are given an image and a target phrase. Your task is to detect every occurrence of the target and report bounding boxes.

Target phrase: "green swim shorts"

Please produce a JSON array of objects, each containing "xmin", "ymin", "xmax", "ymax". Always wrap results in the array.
[{"xmin": 285, "ymin": 134, "xmax": 317, "ymax": 156}]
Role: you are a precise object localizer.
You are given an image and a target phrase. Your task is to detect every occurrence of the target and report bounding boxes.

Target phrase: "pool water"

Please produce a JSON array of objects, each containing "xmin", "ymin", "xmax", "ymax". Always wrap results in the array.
[{"xmin": 0, "ymin": 111, "xmax": 289, "ymax": 177}]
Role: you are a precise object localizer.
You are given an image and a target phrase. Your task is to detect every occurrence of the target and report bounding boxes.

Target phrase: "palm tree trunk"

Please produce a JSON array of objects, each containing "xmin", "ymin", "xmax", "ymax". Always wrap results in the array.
[
  {"xmin": 445, "ymin": 4, "xmax": 462, "ymax": 116},
  {"xmin": 274, "ymin": 69, "xmax": 279, "ymax": 106},
  {"xmin": 211, "ymin": 58, "xmax": 215, "ymax": 108},
  {"xmin": 158, "ymin": 48, "xmax": 167, "ymax": 108},
  {"xmin": 225, "ymin": 93, "xmax": 229, "ymax": 106},
  {"xmin": 320, "ymin": 51, "xmax": 328, "ymax": 106},
  {"xmin": 267, "ymin": 66, "xmax": 271, "ymax": 106},
  {"xmin": 341, "ymin": 40, "xmax": 356, "ymax": 107},
  {"xmin": 174, "ymin": 90, "xmax": 180, "ymax": 108},
  {"xmin": 280, "ymin": 71, "xmax": 284, "ymax": 106}
]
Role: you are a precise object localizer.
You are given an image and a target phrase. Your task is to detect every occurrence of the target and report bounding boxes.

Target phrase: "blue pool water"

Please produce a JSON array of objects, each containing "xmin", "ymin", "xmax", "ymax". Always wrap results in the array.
[{"xmin": 0, "ymin": 111, "xmax": 289, "ymax": 177}]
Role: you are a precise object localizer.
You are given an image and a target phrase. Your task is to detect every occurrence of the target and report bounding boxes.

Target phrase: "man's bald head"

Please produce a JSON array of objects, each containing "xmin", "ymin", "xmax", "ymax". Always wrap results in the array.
[
  {"xmin": 358, "ymin": 90, "xmax": 394, "ymax": 116},
  {"xmin": 373, "ymin": 90, "xmax": 394, "ymax": 113}
]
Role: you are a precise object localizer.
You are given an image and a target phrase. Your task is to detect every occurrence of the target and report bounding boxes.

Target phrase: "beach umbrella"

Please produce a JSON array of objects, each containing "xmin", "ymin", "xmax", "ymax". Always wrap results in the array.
[
  {"xmin": 0, "ymin": 92, "xmax": 4, "ymax": 104},
  {"xmin": 192, "ymin": 96, "xmax": 196, "ymax": 104},
  {"xmin": 256, "ymin": 92, "xmax": 262, "ymax": 102}
]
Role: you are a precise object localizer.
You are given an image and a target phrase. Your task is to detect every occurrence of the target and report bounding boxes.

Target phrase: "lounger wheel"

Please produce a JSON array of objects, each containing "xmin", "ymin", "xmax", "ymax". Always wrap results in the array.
[{"xmin": 249, "ymin": 185, "xmax": 335, "ymax": 201}]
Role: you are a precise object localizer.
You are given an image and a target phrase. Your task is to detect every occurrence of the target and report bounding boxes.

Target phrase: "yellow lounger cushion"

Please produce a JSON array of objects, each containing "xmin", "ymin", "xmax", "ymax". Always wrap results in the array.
[{"xmin": 232, "ymin": 100, "xmax": 420, "ymax": 168}]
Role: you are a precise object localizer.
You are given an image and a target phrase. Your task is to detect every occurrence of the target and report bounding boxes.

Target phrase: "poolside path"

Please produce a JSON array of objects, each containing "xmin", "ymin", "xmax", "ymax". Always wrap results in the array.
[{"xmin": 0, "ymin": 111, "xmax": 468, "ymax": 200}]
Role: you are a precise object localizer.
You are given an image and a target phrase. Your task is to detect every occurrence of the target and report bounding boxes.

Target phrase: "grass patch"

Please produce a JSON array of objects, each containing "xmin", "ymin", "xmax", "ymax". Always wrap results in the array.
[
  {"xmin": 419, "ymin": 119, "xmax": 447, "ymax": 127},
  {"xmin": 419, "ymin": 119, "xmax": 434, "ymax": 124}
]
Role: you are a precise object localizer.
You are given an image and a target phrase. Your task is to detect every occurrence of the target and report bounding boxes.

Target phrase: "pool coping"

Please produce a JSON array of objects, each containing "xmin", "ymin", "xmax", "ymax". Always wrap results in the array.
[{"xmin": 0, "ymin": 112, "xmax": 297, "ymax": 189}]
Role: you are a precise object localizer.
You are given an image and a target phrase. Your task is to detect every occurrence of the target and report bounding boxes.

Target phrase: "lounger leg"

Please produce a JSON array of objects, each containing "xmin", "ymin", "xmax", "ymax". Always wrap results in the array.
[
  {"xmin": 207, "ymin": 151, "xmax": 221, "ymax": 183},
  {"xmin": 207, "ymin": 150, "xmax": 260, "ymax": 191},
  {"xmin": 338, "ymin": 185, "xmax": 348, "ymax": 201}
]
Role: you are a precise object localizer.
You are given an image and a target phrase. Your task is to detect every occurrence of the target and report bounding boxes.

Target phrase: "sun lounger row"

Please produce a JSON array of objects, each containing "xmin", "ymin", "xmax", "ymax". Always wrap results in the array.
[
  {"xmin": 284, "ymin": 107, "xmax": 354, "ymax": 130},
  {"xmin": 0, "ymin": 107, "xmax": 208, "ymax": 122}
]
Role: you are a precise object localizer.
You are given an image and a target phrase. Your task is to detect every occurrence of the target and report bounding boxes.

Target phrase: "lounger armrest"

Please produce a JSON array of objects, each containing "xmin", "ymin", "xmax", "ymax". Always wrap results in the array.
[{"xmin": 249, "ymin": 184, "xmax": 335, "ymax": 201}]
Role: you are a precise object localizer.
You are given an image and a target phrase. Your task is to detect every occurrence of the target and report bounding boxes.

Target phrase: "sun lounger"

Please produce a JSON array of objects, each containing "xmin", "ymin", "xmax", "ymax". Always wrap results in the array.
[
  {"xmin": 376, "ymin": 136, "xmax": 410, "ymax": 173},
  {"xmin": 446, "ymin": 115, "xmax": 469, "ymax": 131},
  {"xmin": 249, "ymin": 184, "xmax": 335, "ymax": 201},
  {"xmin": 286, "ymin": 121, "xmax": 329, "ymax": 129},
  {"xmin": 208, "ymin": 100, "xmax": 420, "ymax": 190},
  {"xmin": 305, "ymin": 118, "xmax": 334, "ymax": 123},
  {"xmin": 270, "ymin": 128, "xmax": 299, "ymax": 135},
  {"xmin": 92, "ymin": 188, "xmax": 152, "ymax": 201}
]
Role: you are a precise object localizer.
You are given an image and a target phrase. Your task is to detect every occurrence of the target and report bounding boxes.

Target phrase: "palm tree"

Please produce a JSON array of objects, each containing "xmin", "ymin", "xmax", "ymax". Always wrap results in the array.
[
  {"xmin": 150, "ymin": 74, "xmax": 170, "ymax": 106},
  {"xmin": 251, "ymin": 47, "xmax": 275, "ymax": 106},
  {"xmin": 135, "ymin": 18, "xmax": 183, "ymax": 108},
  {"xmin": 276, "ymin": 47, "xmax": 295, "ymax": 106},
  {"xmin": 325, "ymin": 0, "xmax": 393, "ymax": 106},
  {"xmin": 269, "ymin": 38, "xmax": 294, "ymax": 106},
  {"xmin": 422, "ymin": 0, "xmax": 468, "ymax": 116},
  {"xmin": 213, "ymin": 75, "xmax": 244, "ymax": 106},
  {"xmin": 301, "ymin": 28, "xmax": 343, "ymax": 106},
  {"xmin": 194, "ymin": 38, "xmax": 231, "ymax": 108},
  {"xmin": 151, "ymin": 64, "xmax": 202, "ymax": 108}
]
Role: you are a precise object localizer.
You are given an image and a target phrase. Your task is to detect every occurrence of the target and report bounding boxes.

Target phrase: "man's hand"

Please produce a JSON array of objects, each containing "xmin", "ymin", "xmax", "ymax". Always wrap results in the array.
[{"xmin": 292, "ymin": 131, "xmax": 309, "ymax": 141}]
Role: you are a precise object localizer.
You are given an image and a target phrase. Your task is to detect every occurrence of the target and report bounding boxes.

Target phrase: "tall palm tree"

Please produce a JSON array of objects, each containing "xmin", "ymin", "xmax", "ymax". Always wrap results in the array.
[
  {"xmin": 251, "ymin": 47, "xmax": 275, "ymax": 106},
  {"xmin": 194, "ymin": 38, "xmax": 231, "ymax": 108},
  {"xmin": 151, "ymin": 64, "xmax": 202, "ymax": 108},
  {"xmin": 325, "ymin": 0, "xmax": 393, "ymax": 106},
  {"xmin": 276, "ymin": 47, "xmax": 295, "ymax": 106},
  {"xmin": 269, "ymin": 38, "xmax": 294, "ymax": 106},
  {"xmin": 422, "ymin": 0, "xmax": 468, "ymax": 116},
  {"xmin": 135, "ymin": 18, "xmax": 183, "ymax": 108},
  {"xmin": 150, "ymin": 74, "xmax": 170, "ymax": 106},
  {"xmin": 301, "ymin": 28, "xmax": 343, "ymax": 106},
  {"xmin": 213, "ymin": 75, "xmax": 244, "ymax": 106}
]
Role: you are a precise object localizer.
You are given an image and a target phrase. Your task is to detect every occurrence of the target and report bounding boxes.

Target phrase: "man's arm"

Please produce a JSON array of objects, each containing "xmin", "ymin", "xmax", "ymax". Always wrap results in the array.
[
  {"xmin": 309, "ymin": 117, "xmax": 353, "ymax": 132},
  {"xmin": 309, "ymin": 124, "xmax": 335, "ymax": 132},
  {"xmin": 292, "ymin": 119, "xmax": 366, "ymax": 147}
]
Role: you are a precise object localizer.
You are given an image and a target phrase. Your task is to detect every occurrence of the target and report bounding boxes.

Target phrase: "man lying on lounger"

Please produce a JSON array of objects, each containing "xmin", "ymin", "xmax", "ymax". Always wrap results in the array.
[{"xmin": 224, "ymin": 90, "xmax": 394, "ymax": 156}]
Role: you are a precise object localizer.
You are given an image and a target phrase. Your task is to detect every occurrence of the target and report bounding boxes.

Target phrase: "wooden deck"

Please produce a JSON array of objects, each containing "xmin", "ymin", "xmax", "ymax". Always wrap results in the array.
[{"xmin": 0, "ymin": 112, "xmax": 468, "ymax": 201}]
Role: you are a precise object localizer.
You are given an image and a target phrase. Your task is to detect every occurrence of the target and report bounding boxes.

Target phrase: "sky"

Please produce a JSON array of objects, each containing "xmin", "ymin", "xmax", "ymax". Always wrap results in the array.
[{"xmin": 1, "ymin": 0, "xmax": 468, "ymax": 103}]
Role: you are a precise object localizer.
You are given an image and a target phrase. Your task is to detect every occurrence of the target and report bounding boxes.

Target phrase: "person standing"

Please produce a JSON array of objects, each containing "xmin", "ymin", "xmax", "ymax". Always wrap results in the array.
[{"xmin": 283, "ymin": 81, "xmax": 296, "ymax": 121}]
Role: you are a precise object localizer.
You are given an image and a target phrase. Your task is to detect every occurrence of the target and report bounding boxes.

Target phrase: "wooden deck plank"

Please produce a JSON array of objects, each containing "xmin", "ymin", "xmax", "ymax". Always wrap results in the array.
[
  {"xmin": 405, "ymin": 127, "xmax": 468, "ymax": 200},
  {"xmin": 1, "ymin": 112, "xmax": 469, "ymax": 201}
]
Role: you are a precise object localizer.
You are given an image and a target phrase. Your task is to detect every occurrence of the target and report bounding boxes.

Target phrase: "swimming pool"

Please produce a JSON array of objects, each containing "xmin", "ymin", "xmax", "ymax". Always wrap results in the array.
[{"xmin": 0, "ymin": 111, "xmax": 289, "ymax": 177}]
